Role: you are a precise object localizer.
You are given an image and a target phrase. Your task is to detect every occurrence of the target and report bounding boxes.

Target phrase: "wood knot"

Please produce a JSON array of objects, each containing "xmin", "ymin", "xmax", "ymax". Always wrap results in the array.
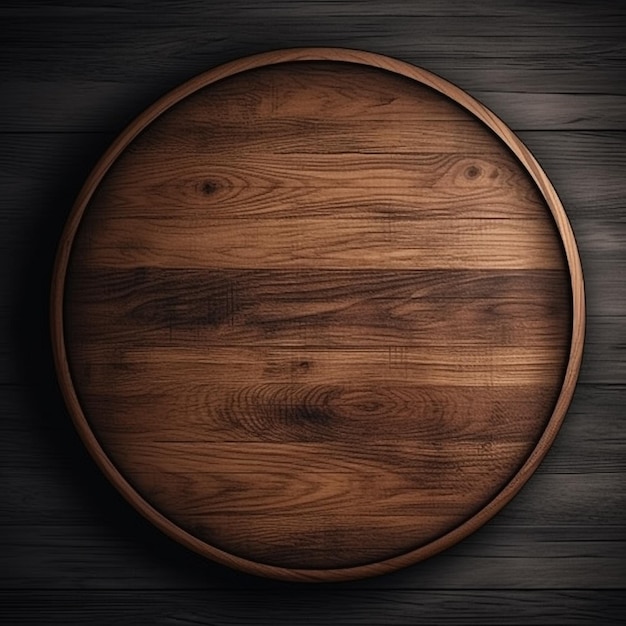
[
  {"xmin": 201, "ymin": 180, "xmax": 219, "ymax": 194},
  {"xmin": 290, "ymin": 360, "xmax": 311, "ymax": 374},
  {"xmin": 465, "ymin": 165, "xmax": 481, "ymax": 179}
]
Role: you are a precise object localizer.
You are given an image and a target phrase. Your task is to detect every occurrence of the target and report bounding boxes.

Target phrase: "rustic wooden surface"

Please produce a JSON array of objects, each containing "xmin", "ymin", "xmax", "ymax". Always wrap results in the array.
[
  {"xmin": 54, "ymin": 50, "xmax": 581, "ymax": 581},
  {"xmin": 1, "ymin": 0, "xmax": 625, "ymax": 621}
]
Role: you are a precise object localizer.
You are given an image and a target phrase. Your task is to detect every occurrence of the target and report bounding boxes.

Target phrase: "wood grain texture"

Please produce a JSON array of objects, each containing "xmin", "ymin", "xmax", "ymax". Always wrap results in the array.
[
  {"xmin": 4, "ymin": 0, "xmax": 625, "ymax": 622},
  {"xmin": 51, "ymin": 49, "xmax": 583, "ymax": 581},
  {"xmin": 3, "ymin": 522, "xmax": 625, "ymax": 591},
  {"xmin": 2, "ymin": 590, "xmax": 625, "ymax": 626}
]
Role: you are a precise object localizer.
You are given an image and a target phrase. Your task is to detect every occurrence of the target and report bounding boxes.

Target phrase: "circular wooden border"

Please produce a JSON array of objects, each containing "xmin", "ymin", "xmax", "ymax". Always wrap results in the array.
[{"xmin": 50, "ymin": 48, "xmax": 585, "ymax": 582}]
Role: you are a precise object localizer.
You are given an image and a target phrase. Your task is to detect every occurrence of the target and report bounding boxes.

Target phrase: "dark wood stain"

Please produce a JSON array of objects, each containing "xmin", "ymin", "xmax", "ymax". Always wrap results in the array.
[{"xmin": 1, "ymin": 0, "xmax": 625, "ymax": 622}]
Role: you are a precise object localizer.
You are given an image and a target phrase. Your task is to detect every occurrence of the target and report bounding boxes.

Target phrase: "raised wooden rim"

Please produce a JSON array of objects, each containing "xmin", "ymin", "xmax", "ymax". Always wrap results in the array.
[{"xmin": 50, "ymin": 47, "xmax": 585, "ymax": 582}]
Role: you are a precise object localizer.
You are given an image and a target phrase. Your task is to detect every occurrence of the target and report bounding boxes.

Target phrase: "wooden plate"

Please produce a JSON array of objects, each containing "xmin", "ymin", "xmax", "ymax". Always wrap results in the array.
[{"xmin": 51, "ymin": 48, "xmax": 584, "ymax": 582}]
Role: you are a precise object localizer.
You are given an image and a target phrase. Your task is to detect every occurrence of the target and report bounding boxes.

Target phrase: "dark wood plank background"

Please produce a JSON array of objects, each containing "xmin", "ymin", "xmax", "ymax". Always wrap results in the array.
[{"xmin": 1, "ymin": 0, "xmax": 624, "ymax": 623}]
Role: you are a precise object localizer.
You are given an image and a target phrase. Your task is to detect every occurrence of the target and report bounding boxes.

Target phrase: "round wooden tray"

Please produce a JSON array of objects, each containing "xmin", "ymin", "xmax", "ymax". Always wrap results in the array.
[{"xmin": 51, "ymin": 48, "xmax": 584, "ymax": 582}]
